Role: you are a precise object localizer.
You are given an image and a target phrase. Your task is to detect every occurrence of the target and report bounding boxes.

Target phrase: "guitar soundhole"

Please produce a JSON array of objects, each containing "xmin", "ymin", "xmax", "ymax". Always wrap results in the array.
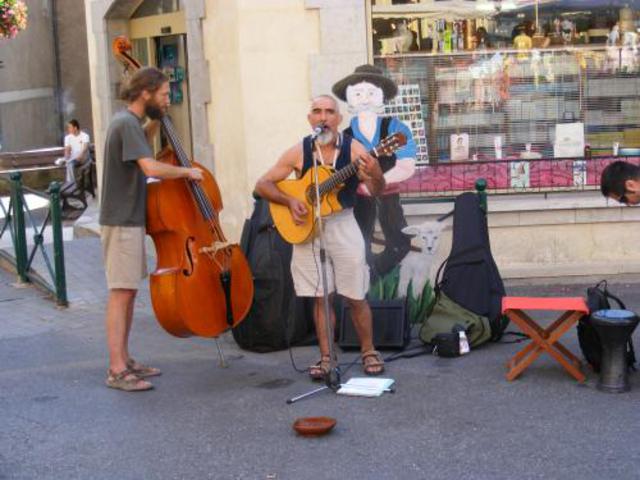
[{"xmin": 305, "ymin": 184, "xmax": 317, "ymax": 205}]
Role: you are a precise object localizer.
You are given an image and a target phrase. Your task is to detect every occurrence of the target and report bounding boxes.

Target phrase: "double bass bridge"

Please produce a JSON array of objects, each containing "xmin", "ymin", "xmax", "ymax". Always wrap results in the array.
[{"xmin": 199, "ymin": 241, "xmax": 234, "ymax": 255}]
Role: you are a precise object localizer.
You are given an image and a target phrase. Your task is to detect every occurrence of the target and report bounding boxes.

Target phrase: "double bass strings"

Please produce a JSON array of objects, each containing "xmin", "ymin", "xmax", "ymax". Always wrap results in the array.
[{"xmin": 160, "ymin": 116, "xmax": 231, "ymax": 269}]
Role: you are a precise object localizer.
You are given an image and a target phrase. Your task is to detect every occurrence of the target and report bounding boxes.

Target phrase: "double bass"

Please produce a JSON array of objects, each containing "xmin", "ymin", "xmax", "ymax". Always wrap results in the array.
[{"xmin": 112, "ymin": 37, "xmax": 254, "ymax": 338}]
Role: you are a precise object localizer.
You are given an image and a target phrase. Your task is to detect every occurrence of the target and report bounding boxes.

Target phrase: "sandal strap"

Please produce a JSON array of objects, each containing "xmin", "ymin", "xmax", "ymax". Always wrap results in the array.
[
  {"xmin": 108, "ymin": 368, "xmax": 137, "ymax": 381},
  {"xmin": 106, "ymin": 368, "xmax": 153, "ymax": 391},
  {"xmin": 127, "ymin": 358, "xmax": 161, "ymax": 376},
  {"xmin": 361, "ymin": 349, "xmax": 382, "ymax": 361},
  {"xmin": 362, "ymin": 350, "xmax": 384, "ymax": 367},
  {"xmin": 310, "ymin": 356, "xmax": 331, "ymax": 369}
]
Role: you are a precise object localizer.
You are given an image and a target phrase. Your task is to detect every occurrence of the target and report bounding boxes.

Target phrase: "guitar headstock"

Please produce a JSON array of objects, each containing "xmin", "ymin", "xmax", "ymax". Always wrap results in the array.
[{"xmin": 374, "ymin": 132, "xmax": 407, "ymax": 157}]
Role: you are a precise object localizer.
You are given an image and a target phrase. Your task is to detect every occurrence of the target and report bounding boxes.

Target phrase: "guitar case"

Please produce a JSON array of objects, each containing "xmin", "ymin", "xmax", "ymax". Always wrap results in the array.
[{"xmin": 233, "ymin": 196, "xmax": 316, "ymax": 352}]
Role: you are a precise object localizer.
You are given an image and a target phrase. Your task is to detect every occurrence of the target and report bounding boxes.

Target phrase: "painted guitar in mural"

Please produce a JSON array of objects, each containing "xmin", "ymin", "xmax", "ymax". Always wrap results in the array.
[{"xmin": 269, "ymin": 132, "xmax": 406, "ymax": 245}]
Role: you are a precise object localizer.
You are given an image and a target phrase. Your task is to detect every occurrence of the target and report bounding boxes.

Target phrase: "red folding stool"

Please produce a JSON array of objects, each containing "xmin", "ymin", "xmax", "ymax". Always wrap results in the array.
[{"xmin": 502, "ymin": 297, "xmax": 589, "ymax": 382}]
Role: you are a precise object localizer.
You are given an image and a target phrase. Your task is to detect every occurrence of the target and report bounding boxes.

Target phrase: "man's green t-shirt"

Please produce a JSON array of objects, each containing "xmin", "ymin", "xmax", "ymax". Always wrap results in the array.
[{"xmin": 99, "ymin": 109, "xmax": 153, "ymax": 226}]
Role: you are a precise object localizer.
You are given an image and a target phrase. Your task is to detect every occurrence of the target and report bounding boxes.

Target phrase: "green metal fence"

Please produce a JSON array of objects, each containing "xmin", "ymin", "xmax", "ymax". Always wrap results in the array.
[{"xmin": 0, "ymin": 172, "xmax": 68, "ymax": 306}]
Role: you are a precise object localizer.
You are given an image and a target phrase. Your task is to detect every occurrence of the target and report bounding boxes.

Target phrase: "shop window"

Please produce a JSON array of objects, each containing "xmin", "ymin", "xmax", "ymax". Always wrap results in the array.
[
  {"xmin": 131, "ymin": 0, "xmax": 181, "ymax": 18},
  {"xmin": 369, "ymin": 0, "xmax": 640, "ymax": 163}
]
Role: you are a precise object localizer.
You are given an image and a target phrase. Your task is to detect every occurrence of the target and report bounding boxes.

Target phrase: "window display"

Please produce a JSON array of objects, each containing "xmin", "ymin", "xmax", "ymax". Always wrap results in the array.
[{"xmin": 370, "ymin": 0, "xmax": 640, "ymax": 164}]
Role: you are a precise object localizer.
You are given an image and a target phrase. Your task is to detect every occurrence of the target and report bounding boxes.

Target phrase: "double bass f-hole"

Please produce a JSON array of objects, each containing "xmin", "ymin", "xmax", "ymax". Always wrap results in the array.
[{"xmin": 183, "ymin": 237, "xmax": 196, "ymax": 276}]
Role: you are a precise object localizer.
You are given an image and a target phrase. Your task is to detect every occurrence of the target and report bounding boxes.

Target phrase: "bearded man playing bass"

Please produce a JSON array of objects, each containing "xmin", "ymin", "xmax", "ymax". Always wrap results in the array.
[
  {"xmin": 99, "ymin": 67, "xmax": 203, "ymax": 392},
  {"xmin": 254, "ymin": 95, "xmax": 386, "ymax": 379}
]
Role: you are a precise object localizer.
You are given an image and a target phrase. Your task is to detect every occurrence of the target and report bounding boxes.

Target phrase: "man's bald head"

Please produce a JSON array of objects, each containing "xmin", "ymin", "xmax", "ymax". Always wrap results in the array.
[{"xmin": 310, "ymin": 94, "xmax": 340, "ymax": 113}]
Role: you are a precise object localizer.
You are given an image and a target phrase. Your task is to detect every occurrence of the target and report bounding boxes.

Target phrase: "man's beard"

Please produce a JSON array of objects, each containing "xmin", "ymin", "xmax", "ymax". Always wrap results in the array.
[
  {"xmin": 145, "ymin": 103, "xmax": 164, "ymax": 120},
  {"xmin": 316, "ymin": 129, "xmax": 335, "ymax": 146}
]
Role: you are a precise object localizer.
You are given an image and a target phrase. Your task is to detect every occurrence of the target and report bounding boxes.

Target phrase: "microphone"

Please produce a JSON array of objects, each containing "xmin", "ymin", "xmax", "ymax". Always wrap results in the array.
[{"xmin": 311, "ymin": 124, "xmax": 325, "ymax": 139}]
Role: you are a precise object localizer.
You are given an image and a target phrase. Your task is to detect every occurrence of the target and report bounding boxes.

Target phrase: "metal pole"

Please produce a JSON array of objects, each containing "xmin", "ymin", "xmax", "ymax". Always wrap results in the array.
[
  {"xmin": 48, "ymin": 182, "xmax": 68, "ymax": 306},
  {"xmin": 475, "ymin": 177, "xmax": 487, "ymax": 213},
  {"xmin": 10, "ymin": 172, "xmax": 28, "ymax": 283},
  {"xmin": 50, "ymin": 0, "xmax": 64, "ymax": 135},
  {"xmin": 311, "ymin": 141, "xmax": 340, "ymax": 391}
]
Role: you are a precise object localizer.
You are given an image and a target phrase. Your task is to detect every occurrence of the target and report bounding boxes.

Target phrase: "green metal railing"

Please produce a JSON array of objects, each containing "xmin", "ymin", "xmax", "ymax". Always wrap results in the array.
[{"xmin": 0, "ymin": 172, "xmax": 68, "ymax": 306}]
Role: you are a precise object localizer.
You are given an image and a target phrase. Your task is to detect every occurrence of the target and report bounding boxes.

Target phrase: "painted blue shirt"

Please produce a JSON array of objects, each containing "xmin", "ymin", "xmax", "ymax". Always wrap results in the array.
[{"xmin": 348, "ymin": 116, "xmax": 417, "ymax": 160}]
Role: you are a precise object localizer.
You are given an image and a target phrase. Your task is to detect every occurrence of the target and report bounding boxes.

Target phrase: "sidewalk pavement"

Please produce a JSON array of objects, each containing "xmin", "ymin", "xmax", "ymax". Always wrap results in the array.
[{"xmin": 1, "ymin": 218, "xmax": 640, "ymax": 479}]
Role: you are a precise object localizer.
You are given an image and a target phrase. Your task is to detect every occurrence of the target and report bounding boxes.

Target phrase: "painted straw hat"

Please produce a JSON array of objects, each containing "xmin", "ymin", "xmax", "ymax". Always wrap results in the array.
[{"xmin": 332, "ymin": 64, "xmax": 398, "ymax": 102}]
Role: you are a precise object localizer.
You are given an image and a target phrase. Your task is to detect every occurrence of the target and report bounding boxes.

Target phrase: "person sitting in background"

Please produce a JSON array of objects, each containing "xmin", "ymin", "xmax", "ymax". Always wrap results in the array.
[
  {"xmin": 600, "ymin": 160, "xmax": 640, "ymax": 205},
  {"xmin": 55, "ymin": 119, "xmax": 90, "ymax": 184}
]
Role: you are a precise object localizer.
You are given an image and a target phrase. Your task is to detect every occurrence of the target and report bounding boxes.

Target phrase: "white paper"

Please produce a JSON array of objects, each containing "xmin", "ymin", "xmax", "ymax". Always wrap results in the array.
[
  {"xmin": 336, "ymin": 377, "xmax": 395, "ymax": 398},
  {"xmin": 494, "ymin": 136, "xmax": 503, "ymax": 159},
  {"xmin": 510, "ymin": 161, "xmax": 530, "ymax": 188},
  {"xmin": 451, "ymin": 133, "xmax": 469, "ymax": 162},
  {"xmin": 573, "ymin": 160, "xmax": 587, "ymax": 186},
  {"xmin": 554, "ymin": 122, "xmax": 585, "ymax": 158}
]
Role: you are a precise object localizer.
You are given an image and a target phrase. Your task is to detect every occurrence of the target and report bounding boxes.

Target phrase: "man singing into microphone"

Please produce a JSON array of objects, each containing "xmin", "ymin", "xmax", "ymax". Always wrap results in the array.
[{"xmin": 255, "ymin": 95, "xmax": 387, "ymax": 378}]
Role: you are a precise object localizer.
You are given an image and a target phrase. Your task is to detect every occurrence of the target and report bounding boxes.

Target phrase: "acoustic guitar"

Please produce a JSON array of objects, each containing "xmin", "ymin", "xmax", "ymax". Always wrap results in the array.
[{"xmin": 270, "ymin": 132, "xmax": 406, "ymax": 244}]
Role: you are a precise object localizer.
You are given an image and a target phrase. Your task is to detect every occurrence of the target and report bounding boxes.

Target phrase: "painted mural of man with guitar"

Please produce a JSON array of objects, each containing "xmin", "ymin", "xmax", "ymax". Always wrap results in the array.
[
  {"xmin": 255, "ymin": 95, "xmax": 406, "ymax": 378},
  {"xmin": 333, "ymin": 64, "xmax": 417, "ymax": 278}
]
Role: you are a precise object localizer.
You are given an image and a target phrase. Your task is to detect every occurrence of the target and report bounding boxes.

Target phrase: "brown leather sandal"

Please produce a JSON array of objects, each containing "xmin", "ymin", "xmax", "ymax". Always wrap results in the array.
[
  {"xmin": 106, "ymin": 369, "xmax": 153, "ymax": 392},
  {"xmin": 126, "ymin": 358, "xmax": 161, "ymax": 378},
  {"xmin": 362, "ymin": 350, "xmax": 385, "ymax": 376},
  {"xmin": 309, "ymin": 355, "xmax": 331, "ymax": 381}
]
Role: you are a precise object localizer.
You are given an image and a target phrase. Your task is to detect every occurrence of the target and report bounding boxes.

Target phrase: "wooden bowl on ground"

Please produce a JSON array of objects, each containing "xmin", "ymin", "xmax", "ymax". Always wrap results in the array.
[{"xmin": 292, "ymin": 417, "xmax": 337, "ymax": 437}]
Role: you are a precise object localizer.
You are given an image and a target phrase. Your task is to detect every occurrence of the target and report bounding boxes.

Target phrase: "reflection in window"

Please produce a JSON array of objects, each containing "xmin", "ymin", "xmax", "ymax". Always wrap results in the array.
[
  {"xmin": 132, "ymin": 39, "xmax": 149, "ymax": 67},
  {"xmin": 131, "ymin": 0, "xmax": 181, "ymax": 19}
]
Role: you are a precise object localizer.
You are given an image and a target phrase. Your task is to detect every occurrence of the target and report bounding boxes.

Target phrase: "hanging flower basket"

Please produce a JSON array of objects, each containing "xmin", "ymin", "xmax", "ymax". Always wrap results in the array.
[{"xmin": 0, "ymin": 0, "xmax": 28, "ymax": 40}]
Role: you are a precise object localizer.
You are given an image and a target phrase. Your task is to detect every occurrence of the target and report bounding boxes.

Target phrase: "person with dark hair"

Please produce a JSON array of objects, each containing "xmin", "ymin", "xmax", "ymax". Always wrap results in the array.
[
  {"xmin": 600, "ymin": 160, "xmax": 640, "ymax": 205},
  {"xmin": 475, "ymin": 27, "xmax": 492, "ymax": 49},
  {"xmin": 99, "ymin": 66, "xmax": 204, "ymax": 392},
  {"xmin": 254, "ymin": 95, "xmax": 387, "ymax": 378},
  {"xmin": 54, "ymin": 118, "xmax": 90, "ymax": 183}
]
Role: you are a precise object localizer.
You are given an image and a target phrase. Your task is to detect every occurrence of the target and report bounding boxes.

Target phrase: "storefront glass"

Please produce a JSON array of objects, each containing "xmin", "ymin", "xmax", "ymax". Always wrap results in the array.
[
  {"xmin": 131, "ymin": 0, "xmax": 181, "ymax": 18},
  {"xmin": 370, "ymin": 0, "xmax": 640, "ymax": 164}
]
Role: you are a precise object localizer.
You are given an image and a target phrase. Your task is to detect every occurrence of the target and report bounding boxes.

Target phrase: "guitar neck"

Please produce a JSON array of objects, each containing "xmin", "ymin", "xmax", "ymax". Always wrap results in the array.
[{"xmin": 317, "ymin": 146, "xmax": 377, "ymax": 197}]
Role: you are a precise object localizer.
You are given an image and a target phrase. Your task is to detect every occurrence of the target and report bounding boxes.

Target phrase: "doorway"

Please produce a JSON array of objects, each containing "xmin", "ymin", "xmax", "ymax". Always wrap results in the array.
[{"xmin": 129, "ymin": 10, "xmax": 192, "ymax": 158}]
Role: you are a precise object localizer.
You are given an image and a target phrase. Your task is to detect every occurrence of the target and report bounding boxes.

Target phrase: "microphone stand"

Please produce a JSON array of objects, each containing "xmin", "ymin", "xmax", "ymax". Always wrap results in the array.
[{"xmin": 287, "ymin": 130, "xmax": 341, "ymax": 404}]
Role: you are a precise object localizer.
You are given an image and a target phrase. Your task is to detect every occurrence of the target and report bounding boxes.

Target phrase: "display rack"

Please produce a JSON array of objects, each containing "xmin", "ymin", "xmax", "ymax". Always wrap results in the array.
[{"xmin": 382, "ymin": 83, "xmax": 429, "ymax": 164}]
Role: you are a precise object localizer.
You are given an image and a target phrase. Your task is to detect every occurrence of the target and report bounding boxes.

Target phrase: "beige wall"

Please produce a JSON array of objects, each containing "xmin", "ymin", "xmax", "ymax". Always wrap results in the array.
[
  {"xmin": 83, "ymin": 1, "xmax": 107, "ymax": 190},
  {"xmin": 203, "ymin": 0, "xmax": 321, "ymax": 235},
  {"xmin": 405, "ymin": 193, "xmax": 640, "ymax": 280}
]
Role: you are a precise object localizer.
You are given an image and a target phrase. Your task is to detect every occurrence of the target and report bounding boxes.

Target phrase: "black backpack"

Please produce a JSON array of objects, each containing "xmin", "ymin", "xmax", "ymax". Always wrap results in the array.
[
  {"xmin": 233, "ymin": 197, "xmax": 316, "ymax": 352},
  {"xmin": 577, "ymin": 281, "xmax": 636, "ymax": 373},
  {"xmin": 436, "ymin": 192, "xmax": 509, "ymax": 342}
]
